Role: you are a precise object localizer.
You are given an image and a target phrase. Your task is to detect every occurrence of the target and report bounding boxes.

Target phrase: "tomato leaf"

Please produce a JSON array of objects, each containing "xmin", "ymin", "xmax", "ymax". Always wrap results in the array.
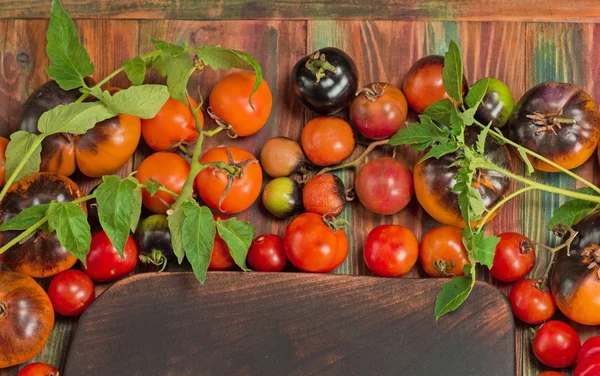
[
  {"xmin": 152, "ymin": 38, "xmax": 187, "ymax": 56},
  {"xmin": 149, "ymin": 40, "xmax": 194, "ymax": 104},
  {"xmin": 0, "ymin": 204, "xmax": 49, "ymax": 231},
  {"xmin": 389, "ymin": 115, "xmax": 449, "ymax": 150},
  {"xmin": 548, "ymin": 187, "xmax": 600, "ymax": 230},
  {"xmin": 143, "ymin": 180, "xmax": 161, "ymax": 196},
  {"xmin": 471, "ymin": 232, "xmax": 499, "ymax": 268},
  {"xmin": 465, "ymin": 78, "xmax": 490, "ymax": 109},
  {"xmin": 216, "ymin": 217, "xmax": 254, "ymax": 271},
  {"xmin": 450, "ymin": 106, "xmax": 466, "ymax": 138},
  {"xmin": 419, "ymin": 141, "xmax": 458, "ymax": 162},
  {"xmin": 123, "ymin": 56, "xmax": 147, "ymax": 85},
  {"xmin": 182, "ymin": 200, "xmax": 215, "ymax": 284},
  {"xmin": 47, "ymin": 201, "xmax": 91, "ymax": 266},
  {"xmin": 4, "ymin": 131, "xmax": 42, "ymax": 182},
  {"xmin": 442, "ymin": 40, "xmax": 464, "ymax": 105},
  {"xmin": 423, "ymin": 99, "xmax": 454, "ymax": 126},
  {"xmin": 37, "ymin": 102, "xmax": 117, "ymax": 136},
  {"xmin": 434, "ymin": 275, "xmax": 473, "ymax": 319},
  {"xmin": 459, "ymin": 107, "xmax": 477, "ymax": 126},
  {"xmin": 130, "ymin": 183, "xmax": 143, "ymax": 233},
  {"xmin": 86, "ymin": 85, "xmax": 170, "ymax": 119},
  {"xmin": 45, "ymin": 0, "xmax": 94, "ymax": 90},
  {"xmin": 516, "ymin": 146, "xmax": 535, "ymax": 176},
  {"xmin": 476, "ymin": 121, "xmax": 493, "ymax": 155},
  {"xmin": 167, "ymin": 204, "xmax": 186, "ymax": 264}
]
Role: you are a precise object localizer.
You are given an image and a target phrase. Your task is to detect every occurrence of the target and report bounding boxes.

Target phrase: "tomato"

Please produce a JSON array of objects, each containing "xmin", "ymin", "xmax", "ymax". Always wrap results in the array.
[
  {"xmin": 419, "ymin": 226, "xmax": 470, "ymax": 278},
  {"xmin": 195, "ymin": 146, "xmax": 262, "ymax": 214},
  {"xmin": 355, "ymin": 157, "xmax": 413, "ymax": 215},
  {"xmin": 537, "ymin": 373, "xmax": 566, "ymax": 376},
  {"xmin": 135, "ymin": 214, "xmax": 175, "ymax": 271},
  {"xmin": 302, "ymin": 174, "xmax": 346, "ymax": 217},
  {"xmin": 141, "ymin": 97, "xmax": 201, "ymax": 151},
  {"xmin": 247, "ymin": 234, "xmax": 287, "ymax": 272},
  {"xmin": 208, "ymin": 215, "xmax": 235, "ymax": 271},
  {"xmin": 472, "ymin": 77, "xmax": 515, "ymax": 128},
  {"xmin": 48, "ymin": 269, "xmax": 95, "ymax": 317},
  {"xmin": 209, "ymin": 71, "xmax": 272, "ymax": 137},
  {"xmin": 508, "ymin": 83, "xmax": 600, "ymax": 172},
  {"xmin": 578, "ymin": 336, "xmax": 600, "ymax": 364},
  {"xmin": 17, "ymin": 362, "xmax": 59, "ymax": 376},
  {"xmin": 0, "ymin": 136, "xmax": 8, "ymax": 186},
  {"xmin": 291, "ymin": 47, "xmax": 358, "ymax": 115},
  {"xmin": 551, "ymin": 213, "xmax": 600, "ymax": 325},
  {"xmin": 260, "ymin": 137, "xmax": 305, "ymax": 178},
  {"xmin": 350, "ymin": 83, "xmax": 408, "ymax": 140},
  {"xmin": 414, "ymin": 128, "xmax": 512, "ymax": 227},
  {"xmin": 83, "ymin": 231, "xmax": 138, "ymax": 282},
  {"xmin": 137, "ymin": 152, "xmax": 190, "ymax": 214},
  {"xmin": 262, "ymin": 177, "xmax": 303, "ymax": 219},
  {"xmin": 0, "ymin": 271, "xmax": 54, "ymax": 368},
  {"xmin": 301, "ymin": 116, "xmax": 355, "ymax": 166},
  {"xmin": 0, "ymin": 173, "xmax": 85, "ymax": 277},
  {"xmin": 508, "ymin": 279, "xmax": 556, "ymax": 325},
  {"xmin": 533, "ymin": 320, "xmax": 581, "ymax": 369},
  {"xmin": 363, "ymin": 225, "xmax": 418, "ymax": 277},
  {"xmin": 284, "ymin": 213, "xmax": 348, "ymax": 273},
  {"xmin": 403, "ymin": 55, "xmax": 468, "ymax": 113},
  {"xmin": 489, "ymin": 232, "xmax": 536, "ymax": 282},
  {"xmin": 574, "ymin": 355, "xmax": 600, "ymax": 376}
]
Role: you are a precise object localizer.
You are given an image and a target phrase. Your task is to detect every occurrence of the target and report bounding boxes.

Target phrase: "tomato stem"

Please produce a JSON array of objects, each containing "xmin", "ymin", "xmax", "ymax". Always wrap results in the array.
[
  {"xmin": 476, "ymin": 186, "xmax": 536, "ymax": 233},
  {"xmin": 305, "ymin": 51, "xmax": 338, "ymax": 83},
  {"xmin": 317, "ymin": 138, "xmax": 390, "ymax": 175},
  {"xmin": 202, "ymin": 127, "xmax": 223, "ymax": 138},
  {"xmin": 178, "ymin": 144, "xmax": 194, "ymax": 157},
  {"xmin": 0, "ymin": 134, "xmax": 45, "ymax": 204}
]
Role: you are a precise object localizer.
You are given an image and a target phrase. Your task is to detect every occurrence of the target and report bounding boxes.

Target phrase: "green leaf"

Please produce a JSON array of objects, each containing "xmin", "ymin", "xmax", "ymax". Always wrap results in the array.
[
  {"xmin": 4, "ymin": 131, "xmax": 42, "ymax": 182},
  {"xmin": 472, "ymin": 232, "xmax": 500, "ymax": 268},
  {"xmin": 389, "ymin": 116, "xmax": 449, "ymax": 150},
  {"xmin": 87, "ymin": 85, "xmax": 170, "ymax": 119},
  {"xmin": 468, "ymin": 187, "xmax": 486, "ymax": 220},
  {"xmin": 216, "ymin": 217, "xmax": 255, "ymax": 271},
  {"xmin": 465, "ymin": 78, "xmax": 490, "ymax": 109},
  {"xmin": 45, "ymin": 0, "xmax": 94, "ymax": 90},
  {"xmin": 442, "ymin": 40, "xmax": 464, "ymax": 104},
  {"xmin": 548, "ymin": 188, "xmax": 600, "ymax": 230},
  {"xmin": 123, "ymin": 57, "xmax": 147, "ymax": 86},
  {"xmin": 434, "ymin": 276, "xmax": 473, "ymax": 319},
  {"xmin": 151, "ymin": 38, "xmax": 187, "ymax": 56},
  {"xmin": 143, "ymin": 180, "xmax": 161, "ymax": 196},
  {"xmin": 463, "ymin": 264, "xmax": 472, "ymax": 276},
  {"xmin": 517, "ymin": 147, "xmax": 535, "ymax": 176},
  {"xmin": 149, "ymin": 52, "xmax": 194, "ymax": 104},
  {"xmin": 424, "ymin": 99, "xmax": 454, "ymax": 126},
  {"xmin": 476, "ymin": 121, "xmax": 493, "ymax": 155},
  {"xmin": 167, "ymin": 205, "xmax": 186, "ymax": 264},
  {"xmin": 0, "ymin": 204, "xmax": 49, "ymax": 231},
  {"xmin": 130, "ymin": 184, "xmax": 142, "ymax": 233},
  {"xmin": 450, "ymin": 106, "xmax": 466, "ymax": 138},
  {"xmin": 182, "ymin": 201, "xmax": 215, "ymax": 284},
  {"xmin": 420, "ymin": 141, "xmax": 458, "ymax": 162},
  {"xmin": 38, "ymin": 102, "xmax": 117, "ymax": 136},
  {"xmin": 47, "ymin": 201, "xmax": 91, "ymax": 265},
  {"xmin": 94, "ymin": 175, "xmax": 139, "ymax": 258},
  {"xmin": 459, "ymin": 107, "xmax": 477, "ymax": 126}
]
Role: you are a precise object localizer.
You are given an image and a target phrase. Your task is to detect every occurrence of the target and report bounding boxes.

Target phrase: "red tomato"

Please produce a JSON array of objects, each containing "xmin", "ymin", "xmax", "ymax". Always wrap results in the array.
[
  {"xmin": 17, "ymin": 362, "xmax": 59, "ymax": 376},
  {"xmin": 533, "ymin": 320, "xmax": 581, "ymax": 369},
  {"xmin": 247, "ymin": 234, "xmax": 286, "ymax": 272},
  {"xmin": 364, "ymin": 225, "xmax": 419, "ymax": 277},
  {"xmin": 0, "ymin": 136, "xmax": 8, "ymax": 186},
  {"xmin": 574, "ymin": 355, "xmax": 600, "ymax": 376},
  {"xmin": 419, "ymin": 226, "xmax": 470, "ymax": 278},
  {"xmin": 578, "ymin": 336, "xmax": 600, "ymax": 364},
  {"xmin": 83, "ymin": 231, "xmax": 138, "ymax": 282},
  {"xmin": 48, "ymin": 270, "xmax": 95, "ymax": 317},
  {"xmin": 301, "ymin": 116, "xmax": 355, "ymax": 166},
  {"xmin": 141, "ymin": 97, "xmax": 201, "ymax": 151},
  {"xmin": 284, "ymin": 213, "xmax": 348, "ymax": 273},
  {"xmin": 537, "ymin": 372, "xmax": 566, "ymax": 376},
  {"xmin": 137, "ymin": 152, "xmax": 190, "ymax": 214},
  {"xmin": 208, "ymin": 215, "xmax": 236, "ymax": 271},
  {"xmin": 489, "ymin": 232, "xmax": 536, "ymax": 282},
  {"xmin": 508, "ymin": 279, "xmax": 556, "ymax": 325}
]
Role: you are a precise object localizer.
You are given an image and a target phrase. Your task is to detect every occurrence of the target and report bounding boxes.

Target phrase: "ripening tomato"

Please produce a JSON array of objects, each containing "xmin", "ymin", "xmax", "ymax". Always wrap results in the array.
[
  {"xmin": 141, "ymin": 97, "xmax": 201, "ymax": 151},
  {"xmin": 489, "ymin": 232, "xmax": 536, "ymax": 282},
  {"xmin": 48, "ymin": 269, "xmax": 96, "ymax": 317},
  {"xmin": 537, "ymin": 372, "xmax": 566, "ymax": 376},
  {"xmin": 83, "ymin": 231, "xmax": 138, "ymax": 282},
  {"xmin": 533, "ymin": 320, "xmax": 581, "ymax": 369},
  {"xmin": 302, "ymin": 173, "xmax": 346, "ymax": 217},
  {"xmin": 419, "ymin": 226, "xmax": 470, "ymax": 278},
  {"xmin": 301, "ymin": 116, "xmax": 355, "ymax": 166},
  {"xmin": 364, "ymin": 225, "xmax": 419, "ymax": 277},
  {"xmin": 247, "ymin": 234, "xmax": 287, "ymax": 272},
  {"xmin": 578, "ymin": 336, "xmax": 600, "ymax": 364},
  {"xmin": 137, "ymin": 152, "xmax": 190, "ymax": 214},
  {"xmin": 17, "ymin": 362, "xmax": 59, "ymax": 376},
  {"xmin": 209, "ymin": 71, "xmax": 272, "ymax": 137},
  {"xmin": 574, "ymin": 355, "xmax": 600, "ymax": 376},
  {"xmin": 508, "ymin": 279, "xmax": 556, "ymax": 325},
  {"xmin": 0, "ymin": 136, "xmax": 8, "ymax": 186}
]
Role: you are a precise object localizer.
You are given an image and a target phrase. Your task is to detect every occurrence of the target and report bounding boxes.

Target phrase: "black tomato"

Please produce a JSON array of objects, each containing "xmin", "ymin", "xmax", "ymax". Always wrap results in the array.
[
  {"xmin": 473, "ymin": 77, "xmax": 515, "ymax": 128},
  {"xmin": 262, "ymin": 177, "xmax": 304, "ymax": 219},
  {"xmin": 135, "ymin": 214, "xmax": 175, "ymax": 272}
]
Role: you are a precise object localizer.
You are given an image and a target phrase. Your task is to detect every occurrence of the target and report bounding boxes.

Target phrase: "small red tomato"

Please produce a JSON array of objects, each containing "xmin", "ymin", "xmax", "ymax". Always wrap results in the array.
[
  {"xmin": 301, "ymin": 116, "xmax": 355, "ymax": 166},
  {"xmin": 247, "ymin": 234, "xmax": 286, "ymax": 272},
  {"xmin": 141, "ymin": 97, "xmax": 201, "ymax": 151},
  {"xmin": 17, "ymin": 362, "xmax": 59, "ymax": 376},
  {"xmin": 350, "ymin": 83, "xmax": 408, "ymax": 140},
  {"xmin": 574, "ymin": 355, "xmax": 600, "ymax": 376},
  {"xmin": 48, "ymin": 270, "xmax": 95, "ymax": 317},
  {"xmin": 537, "ymin": 372, "xmax": 567, "ymax": 376},
  {"xmin": 419, "ymin": 226, "xmax": 470, "ymax": 278},
  {"xmin": 83, "ymin": 231, "xmax": 138, "ymax": 282},
  {"xmin": 489, "ymin": 232, "xmax": 536, "ymax": 282},
  {"xmin": 208, "ymin": 215, "xmax": 236, "ymax": 271},
  {"xmin": 533, "ymin": 320, "xmax": 581, "ymax": 369},
  {"xmin": 578, "ymin": 336, "xmax": 600, "ymax": 364},
  {"xmin": 363, "ymin": 225, "xmax": 419, "ymax": 277},
  {"xmin": 508, "ymin": 279, "xmax": 556, "ymax": 325}
]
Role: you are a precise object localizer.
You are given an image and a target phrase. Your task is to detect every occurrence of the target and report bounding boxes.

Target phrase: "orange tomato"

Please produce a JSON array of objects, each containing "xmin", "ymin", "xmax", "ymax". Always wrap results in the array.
[{"xmin": 137, "ymin": 152, "xmax": 190, "ymax": 214}]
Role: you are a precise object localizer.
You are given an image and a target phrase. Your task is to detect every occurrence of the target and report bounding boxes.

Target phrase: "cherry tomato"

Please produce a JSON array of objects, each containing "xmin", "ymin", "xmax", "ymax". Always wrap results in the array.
[
  {"xmin": 284, "ymin": 213, "xmax": 348, "ymax": 273},
  {"xmin": 301, "ymin": 116, "xmax": 355, "ymax": 166},
  {"xmin": 508, "ymin": 279, "xmax": 556, "ymax": 325},
  {"xmin": 141, "ymin": 97, "xmax": 201, "ymax": 151},
  {"xmin": 533, "ymin": 320, "xmax": 581, "ymax": 369},
  {"xmin": 209, "ymin": 71, "xmax": 272, "ymax": 137},
  {"xmin": 247, "ymin": 234, "xmax": 287, "ymax": 272},
  {"xmin": 195, "ymin": 146, "xmax": 262, "ymax": 214},
  {"xmin": 17, "ymin": 362, "xmax": 59, "ymax": 376},
  {"xmin": 302, "ymin": 173, "xmax": 346, "ymax": 217},
  {"xmin": 262, "ymin": 177, "xmax": 303, "ymax": 219},
  {"xmin": 578, "ymin": 336, "xmax": 600, "ymax": 364},
  {"xmin": 83, "ymin": 231, "xmax": 138, "ymax": 282},
  {"xmin": 473, "ymin": 77, "xmax": 515, "ymax": 129},
  {"xmin": 0, "ymin": 136, "xmax": 8, "ymax": 186},
  {"xmin": 48, "ymin": 269, "xmax": 95, "ymax": 317},
  {"xmin": 419, "ymin": 226, "xmax": 470, "ymax": 278},
  {"xmin": 137, "ymin": 152, "xmax": 190, "ymax": 214},
  {"xmin": 574, "ymin": 355, "xmax": 600, "ymax": 376},
  {"xmin": 364, "ymin": 225, "xmax": 419, "ymax": 277},
  {"xmin": 260, "ymin": 137, "xmax": 305, "ymax": 178},
  {"xmin": 537, "ymin": 372, "xmax": 566, "ymax": 376},
  {"xmin": 489, "ymin": 232, "xmax": 536, "ymax": 282}
]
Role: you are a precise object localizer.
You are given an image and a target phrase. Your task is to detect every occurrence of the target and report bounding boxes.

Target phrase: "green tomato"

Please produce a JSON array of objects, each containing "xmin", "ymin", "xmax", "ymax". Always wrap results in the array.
[
  {"xmin": 474, "ymin": 77, "xmax": 515, "ymax": 128},
  {"xmin": 262, "ymin": 177, "xmax": 304, "ymax": 219}
]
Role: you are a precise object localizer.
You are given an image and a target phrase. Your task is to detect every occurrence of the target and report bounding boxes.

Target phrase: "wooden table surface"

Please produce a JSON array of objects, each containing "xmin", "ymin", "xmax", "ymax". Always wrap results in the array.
[{"xmin": 1, "ymin": 1, "xmax": 600, "ymax": 375}]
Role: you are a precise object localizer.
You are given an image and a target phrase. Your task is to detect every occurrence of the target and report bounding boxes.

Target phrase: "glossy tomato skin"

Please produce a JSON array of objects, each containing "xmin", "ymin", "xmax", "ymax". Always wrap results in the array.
[
  {"xmin": 137, "ymin": 152, "xmax": 190, "ymax": 214},
  {"xmin": 141, "ymin": 97, "xmax": 201, "ymax": 151},
  {"xmin": 83, "ymin": 231, "xmax": 138, "ymax": 282},
  {"xmin": 533, "ymin": 321, "xmax": 581, "ymax": 369},
  {"xmin": 537, "ymin": 373, "xmax": 566, "ymax": 376},
  {"xmin": 0, "ymin": 136, "xmax": 8, "ymax": 186},
  {"xmin": 490, "ymin": 232, "xmax": 536, "ymax": 282},
  {"xmin": 48, "ymin": 270, "xmax": 95, "ymax": 317},
  {"xmin": 17, "ymin": 362, "xmax": 59, "ymax": 376},
  {"xmin": 403, "ymin": 55, "xmax": 468, "ymax": 113},
  {"xmin": 209, "ymin": 72, "xmax": 272, "ymax": 137},
  {"xmin": 302, "ymin": 174, "xmax": 345, "ymax": 217},
  {"xmin": 356, "ymin": 157, "xmax": 413, "ymax": 215},
  {"xmin": 208, "ymin": 215, "xmax": 236, "ymax": 271},
  {"xmin": 302, "ymin": 116, "xmax": 355, "ymax": 166},
  {"xmin": 247, "ymin": 234, "xmax": 287, "ymax": 272},
  {"xmin": 364, "ymin": 225, "xmax": 419, "ymax": 277},
  {"xmin": 262, "ymin": 177, "xmax": 303, "ymax": 219},
  {"xmin": 260, "ymin": 137, "xmax": 305, "ymax": 178},
  {"xmin": 0, "ymin": 272, "xmax": 54, "ymax": 368},
  {"xmin": 195, "ymin": 146, "xmax": 262, "ymax": 214},
  {"xmin": 350, "ymin": 83, "xmax": 408, "ymax": 140},
  {"xmin": 292, "ymin": 47, "xmax": 358, "ymax": 115},
  {"xmin": 284, "ymin": 213, "xmax": 348, "ymax": 273},
  {"xmin": 508, "ymin": 83, "xmax": 600, "ymax": 172},
  {"xmin": 419, "ymin": 226, "xmax": 470, "ymax": 278},
  {"xmin": 508, "ymin": 279, "xmax": 556, "ymax": 325},
  {"xmin": 551, "ymin": 213, "xmax": 600, "ymax": 325},
  {"xmin": 574, "ymin": 355, "xmax": 600, "ymax": 376},
  {"xmin": 578, "ymin": 336, "xmax": 600, "ymax": 364},
  {"xmin": 0, "ymin": 173, "xmax": 85, "ymax": 278},
  {"xmin": 414, "ymin": 128, "xmax": 512, "ymax": 227},
  {"xmin": 135, "ymin": 214, "xmax": 175, "ymax": 262},
  {"xmin": 473, "ymin": 77, "xmax": 515, "ymax": 128}
]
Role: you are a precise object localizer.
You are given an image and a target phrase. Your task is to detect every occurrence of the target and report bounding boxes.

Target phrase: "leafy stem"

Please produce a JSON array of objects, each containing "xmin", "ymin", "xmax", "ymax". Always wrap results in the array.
[
  {"xmin": 0, "ymin": 134, "xmax": 44, "ymax": 203},
  {"xmin": 317, "ymin": 139, "xmax": 390, "ymax": 175}
]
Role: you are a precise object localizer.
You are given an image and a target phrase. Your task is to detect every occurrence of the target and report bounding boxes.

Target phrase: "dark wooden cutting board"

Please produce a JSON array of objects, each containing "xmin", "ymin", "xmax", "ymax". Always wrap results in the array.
[{"xmin": 63, "ymin": 272, "xmax": 515, "ymax": 376}]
